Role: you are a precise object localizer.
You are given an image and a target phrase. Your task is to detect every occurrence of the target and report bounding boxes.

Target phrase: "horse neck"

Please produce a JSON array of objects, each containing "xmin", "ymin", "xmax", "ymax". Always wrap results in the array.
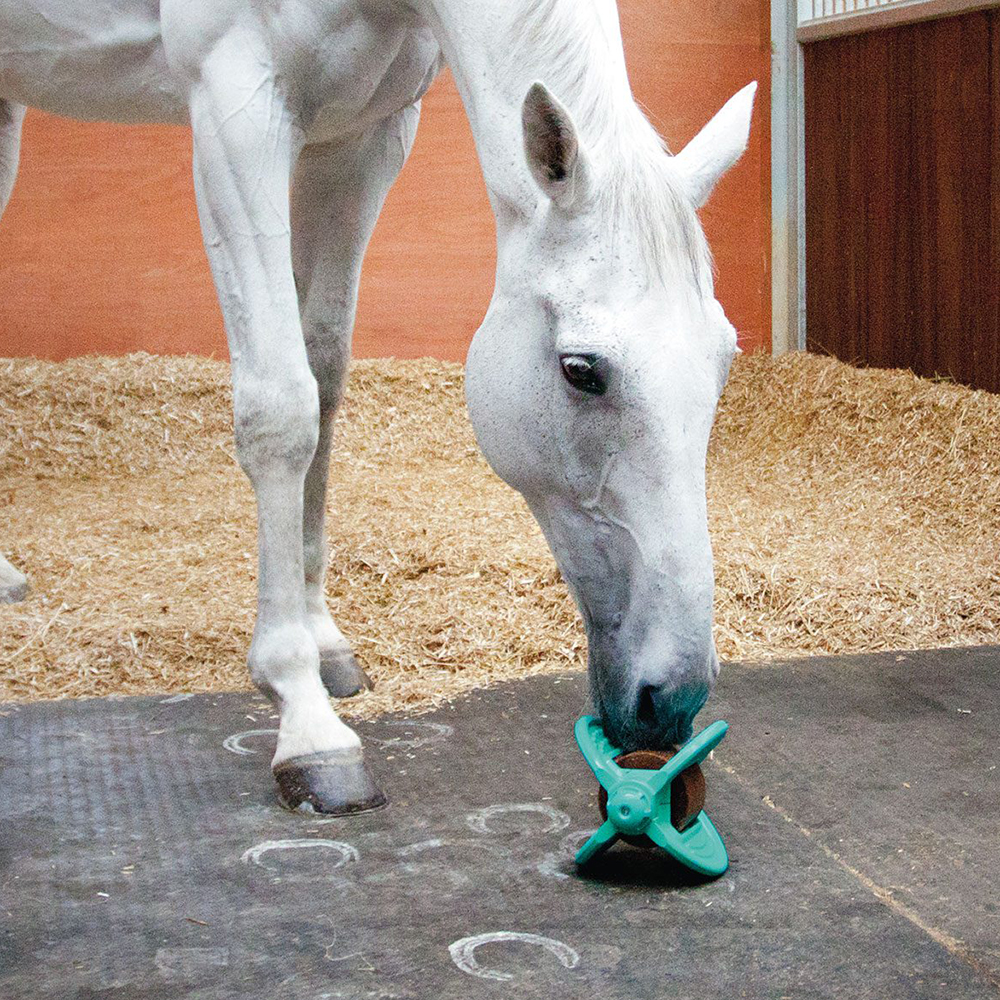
[{"xmin": 421, "ymin": 0, "xmax": 639, "ymax": 226}]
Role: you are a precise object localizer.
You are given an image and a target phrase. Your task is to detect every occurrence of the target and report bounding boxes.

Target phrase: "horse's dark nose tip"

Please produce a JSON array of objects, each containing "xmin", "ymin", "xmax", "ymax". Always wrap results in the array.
[
  {"xmin": 632, "ymin": 680, "xmax": 710, "ymax": 749},
  {"xmin": 637, "ymin": 684, "xmax": 658, "ymax": 729}
]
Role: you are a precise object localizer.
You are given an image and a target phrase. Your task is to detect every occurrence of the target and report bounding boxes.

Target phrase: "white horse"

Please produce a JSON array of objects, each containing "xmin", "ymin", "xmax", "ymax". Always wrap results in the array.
[{"xmin": 0, "ymin": 0, "xmax": 754, "ymax": 813}]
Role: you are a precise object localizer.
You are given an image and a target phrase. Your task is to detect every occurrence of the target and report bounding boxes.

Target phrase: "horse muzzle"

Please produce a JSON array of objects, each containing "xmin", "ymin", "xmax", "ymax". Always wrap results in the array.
[{"xmin": 590, "ymin": 639, "xmax": 718, "ymax": 752}]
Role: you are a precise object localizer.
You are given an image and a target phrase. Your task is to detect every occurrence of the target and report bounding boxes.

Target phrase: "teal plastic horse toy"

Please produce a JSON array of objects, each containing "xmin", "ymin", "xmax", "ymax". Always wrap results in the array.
[{"xmin": 574, "ymin": 716, "xmax": 730, "ymax": 876}]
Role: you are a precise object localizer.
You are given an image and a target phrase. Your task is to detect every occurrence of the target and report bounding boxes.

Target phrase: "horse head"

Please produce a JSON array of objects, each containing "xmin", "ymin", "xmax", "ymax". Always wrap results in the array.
[{"xmin": 465, "ymin": 81, "xmax": 756, "ymax": 750}]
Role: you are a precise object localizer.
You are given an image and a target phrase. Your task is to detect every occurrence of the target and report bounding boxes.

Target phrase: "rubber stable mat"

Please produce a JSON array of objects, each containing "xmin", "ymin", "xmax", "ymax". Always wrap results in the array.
[{"xmin": 2, "ymin": 647, "xmax": 998, "ymax": 998}]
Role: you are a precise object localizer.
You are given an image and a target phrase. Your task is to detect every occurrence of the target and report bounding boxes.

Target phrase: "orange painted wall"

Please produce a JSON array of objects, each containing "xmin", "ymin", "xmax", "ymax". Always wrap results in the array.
[{"xmin": 0, "ymin": 1, "xmax": 770, "ymax": 362}]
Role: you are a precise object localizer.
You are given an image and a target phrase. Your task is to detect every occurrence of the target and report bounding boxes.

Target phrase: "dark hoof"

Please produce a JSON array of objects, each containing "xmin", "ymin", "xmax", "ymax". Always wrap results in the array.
[
  {"xmin": 273, "ymin": 748, "xmax": 387, "ymax": 815},
  {"xmin": 0, "ymin": 580, "xmax": 28, "ymax": 604},
  {"xmin": 319, "ymin": 648, "xmax": 374, "ymax": 699}
]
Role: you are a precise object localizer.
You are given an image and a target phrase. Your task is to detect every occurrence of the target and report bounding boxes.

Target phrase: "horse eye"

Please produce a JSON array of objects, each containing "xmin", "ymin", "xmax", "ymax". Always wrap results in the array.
[{"xmin": 559, "ymin": 354, "xmax": 607, "ymax": 396}]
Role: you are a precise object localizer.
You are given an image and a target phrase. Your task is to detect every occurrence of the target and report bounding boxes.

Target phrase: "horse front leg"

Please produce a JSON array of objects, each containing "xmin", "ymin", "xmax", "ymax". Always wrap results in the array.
[
  {"xmin": 292, "ymin": 107, "xmax": 422, "ymax": 698},
  {"xmin": 184, "ymin": 37, "xmax": 384, "ymax": 814},
  {"xmin": 1, "ymin": 101, "xmax": 28, "ymax": 605}
]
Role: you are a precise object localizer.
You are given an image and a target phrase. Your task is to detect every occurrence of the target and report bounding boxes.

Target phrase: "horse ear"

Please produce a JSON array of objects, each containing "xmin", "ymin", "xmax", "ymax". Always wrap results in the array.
[
  {"xmin": 673, "ymin": 82, "xmax": 757, "ymax": 209},
  {"xmin": 521, "ymin": 82, "xmax": 588, "ymax": 209}
]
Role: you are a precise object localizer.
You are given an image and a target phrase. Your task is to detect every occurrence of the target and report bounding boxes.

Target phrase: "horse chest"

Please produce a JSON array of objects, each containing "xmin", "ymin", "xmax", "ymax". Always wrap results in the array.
[
  {"xmin": 0, "ymin": 0, "xmax": 439, "ymax": 135},
  {"xmin": 0, "ymin": 0, "xmax": 189, "ymax": 123},
  {"xmin": 272, "ymin": 7, "xmax": 440, "ymax": 143},
  {"xmin": 295, "ymin": 23, "xmax": 442, "ymax": 143}
]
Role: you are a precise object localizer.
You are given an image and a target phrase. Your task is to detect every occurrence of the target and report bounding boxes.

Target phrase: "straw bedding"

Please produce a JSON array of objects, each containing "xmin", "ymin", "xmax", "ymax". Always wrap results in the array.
[{"xmin": 1, "ymin": 352, "xmax": 998, "ymax": 714}]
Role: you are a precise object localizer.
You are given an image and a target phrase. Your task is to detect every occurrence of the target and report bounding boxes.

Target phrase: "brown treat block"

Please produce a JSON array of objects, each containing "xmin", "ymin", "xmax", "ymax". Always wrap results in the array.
[{"xmin": 598, "ymin": 748, "xmax": 706, "ymax": 844}]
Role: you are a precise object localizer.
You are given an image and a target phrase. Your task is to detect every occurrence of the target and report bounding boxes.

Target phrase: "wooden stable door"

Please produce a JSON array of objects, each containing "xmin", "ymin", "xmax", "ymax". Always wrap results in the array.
[{"xmin": 804, "ymin": 10, "xmax": 1000, "ymax": 393}]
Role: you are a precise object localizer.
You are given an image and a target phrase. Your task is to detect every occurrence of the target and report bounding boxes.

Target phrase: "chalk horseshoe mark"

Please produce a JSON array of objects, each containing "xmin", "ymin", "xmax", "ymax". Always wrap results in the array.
[
  {"xmin": 222, "ymin": 729, "xmax": 277, "ymax": 756},
  {"xmin": 241, "ymin": 839, "xmax": 359, "ymax": 870},
  {"xmin": 394, "ymin": 837, "xmax": 495, "ymax": 860},
  {"xmin": 465, "ymin": 802, "xmax": 571, "ymax": 836},
  {"xmin": 372, "ymin": 720, "xmax": 454, "ymax": 751},
  {"xmin": 537, "ymin": 830, "xmax": 594, "ymax": 880},
  {"xmin": 159, "ymin": 693, "xmax": 195, "ymax": 705},
  {"xmin": 396, "ymin": 838, "xmax": 445, "ymax": 857},
  {"xmin": 449, "ymin": 931, "xmax": 580, "ymax": 982}
]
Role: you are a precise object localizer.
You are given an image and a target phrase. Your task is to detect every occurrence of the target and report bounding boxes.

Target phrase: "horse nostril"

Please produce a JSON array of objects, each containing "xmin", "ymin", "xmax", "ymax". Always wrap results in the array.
[
  {"xmin": 631, "ymin": 678, "xmax": 710, "ymax": 747},
  {"xmin": 637, "ymin": 685, "xmax": 657, "ymax": 728}
]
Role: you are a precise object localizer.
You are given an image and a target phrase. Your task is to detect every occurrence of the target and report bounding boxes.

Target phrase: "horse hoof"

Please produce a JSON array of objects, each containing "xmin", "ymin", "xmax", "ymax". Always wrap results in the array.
[
  {"xmin": 0, "ymin": 578, "xmax": 28, "ymax": 604},
  {"xmin": 319, "ymin": 648, "xmax": 374, "ymax": 699},
  {"xmin": 273, "ymin": 748, "xmax": 387, "ymax": 815}
]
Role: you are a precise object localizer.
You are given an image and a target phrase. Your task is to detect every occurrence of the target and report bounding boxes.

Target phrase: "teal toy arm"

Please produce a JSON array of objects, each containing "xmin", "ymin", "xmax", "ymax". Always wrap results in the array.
[
  {"xmin": 648, "ymin": 720, "xmax": 729, "ymax": 799},
  {"xmin": 573, "ymin": 716, "xmax": 622, "ymax": 789},
  {"xmin": 575, "ymin": 820, "xmax": 619, "ymax": 865},
  {"xmin": 646, "ymin": 814, "xmax": 729, "ymax": 877}
]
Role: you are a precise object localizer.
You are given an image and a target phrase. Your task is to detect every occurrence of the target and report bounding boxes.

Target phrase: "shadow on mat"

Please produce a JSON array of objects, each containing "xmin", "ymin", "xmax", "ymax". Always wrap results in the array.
[{"xmin": 573, "ymin": 844, "xmax": 718, "ymax": 890}]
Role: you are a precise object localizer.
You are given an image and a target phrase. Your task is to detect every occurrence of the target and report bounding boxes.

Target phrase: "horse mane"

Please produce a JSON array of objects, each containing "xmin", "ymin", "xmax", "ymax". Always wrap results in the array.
[{"xmin": 503, "ymin": 0, "xmax": 713, "ymax": 294}]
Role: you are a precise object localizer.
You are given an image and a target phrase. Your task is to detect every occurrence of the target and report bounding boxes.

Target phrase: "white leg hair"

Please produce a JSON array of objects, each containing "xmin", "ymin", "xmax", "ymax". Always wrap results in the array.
[
  {"xmin": 0, "ymin": 99, "xmax": 25, "ymax": 210},
  {"xmin": 291, "ymin": 106, "xmax": 422, "ymax": 696},
  {"xmin": 184, "ymin": 36, "xmax": 359, "ymax": 772},
  {"xmin": 0, "ymin": 552, "xmax": 28, "ymax": 604},
  {"xmin": 0, "ymin": 101, "xmax": 28, "ymax": 605}
]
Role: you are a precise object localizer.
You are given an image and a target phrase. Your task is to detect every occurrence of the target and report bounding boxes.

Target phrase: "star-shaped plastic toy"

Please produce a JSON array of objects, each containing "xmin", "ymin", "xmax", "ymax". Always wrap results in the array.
[{"xmin": 574, "ymin": 715, "xmax": 730, "ymax": 876}]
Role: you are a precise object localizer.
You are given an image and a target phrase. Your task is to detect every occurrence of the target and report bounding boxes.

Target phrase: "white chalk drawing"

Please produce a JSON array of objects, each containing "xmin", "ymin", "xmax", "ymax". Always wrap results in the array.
[
  {"xmin": 536, "ymin": 830, "xmax": 594, "ymax": 880},
  {"xmin": 396, "ymin": 838, "xmax": 444, "ymax": 857},
  {"xmin": 390, "ymin": 861, "xmax": 473, "ymax": 891},
  {"xmin": 222, "ymin": 728, "xmax": 278, "ymax": 756},
  {"xmin": 465, "ymin": 802, "xmax": 571, "ymax": 836},
  {"xmin": 371, "ymin": 720, "xmax": 454, "ymax": 751},
  {"xmin": 158, "ymin": 693, "xmax": 195, "ymax": 705},
  {"xmin": 449, "ymin": 931, "xmax": 580, "ymax": 982},
  {"xmin": 241, "ymin": 839, "xmax": 359, "ymax": 869}
]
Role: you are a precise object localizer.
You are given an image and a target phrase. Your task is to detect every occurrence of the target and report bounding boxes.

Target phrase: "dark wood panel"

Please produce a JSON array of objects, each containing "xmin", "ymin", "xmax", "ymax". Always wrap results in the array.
[
  {"xmin": 804, "ymin": 11, "xmax": 1000, "ymax": 393},
  {"xmin": 989, "ymin": 12, "xmax": 1000, "ymax": 388}
]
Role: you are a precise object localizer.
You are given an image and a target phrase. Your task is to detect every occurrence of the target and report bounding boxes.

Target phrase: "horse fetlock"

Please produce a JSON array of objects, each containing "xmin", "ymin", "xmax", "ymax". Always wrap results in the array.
[{"xmin": 272, "ymin": 681, "xmax": 360, "ymax": 768}]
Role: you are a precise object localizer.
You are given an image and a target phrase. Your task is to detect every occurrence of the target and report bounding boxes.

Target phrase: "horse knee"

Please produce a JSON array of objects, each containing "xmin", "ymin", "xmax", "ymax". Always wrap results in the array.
[{"xmin": 232, "ymin": 370, "xmax": 320, "ymax": 479}]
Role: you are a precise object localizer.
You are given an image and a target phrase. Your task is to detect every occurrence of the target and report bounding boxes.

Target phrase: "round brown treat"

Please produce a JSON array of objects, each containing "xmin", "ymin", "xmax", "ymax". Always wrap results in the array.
[{"xmin": 598, "ymin": 749, "xmax": 706, "ymax": 844}]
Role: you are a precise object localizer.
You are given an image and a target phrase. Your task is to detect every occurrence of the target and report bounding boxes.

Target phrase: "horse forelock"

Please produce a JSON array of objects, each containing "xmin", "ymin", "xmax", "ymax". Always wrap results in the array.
[{"xmin": 503, "ymin": 0, "xmax": 714, "ymax": 295}]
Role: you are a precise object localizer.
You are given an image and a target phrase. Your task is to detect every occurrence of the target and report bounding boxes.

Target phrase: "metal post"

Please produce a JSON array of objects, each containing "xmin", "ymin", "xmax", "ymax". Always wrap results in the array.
[{"xmin": 771, "ymin": 0, "xmax": 807, "ymax": 354}]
